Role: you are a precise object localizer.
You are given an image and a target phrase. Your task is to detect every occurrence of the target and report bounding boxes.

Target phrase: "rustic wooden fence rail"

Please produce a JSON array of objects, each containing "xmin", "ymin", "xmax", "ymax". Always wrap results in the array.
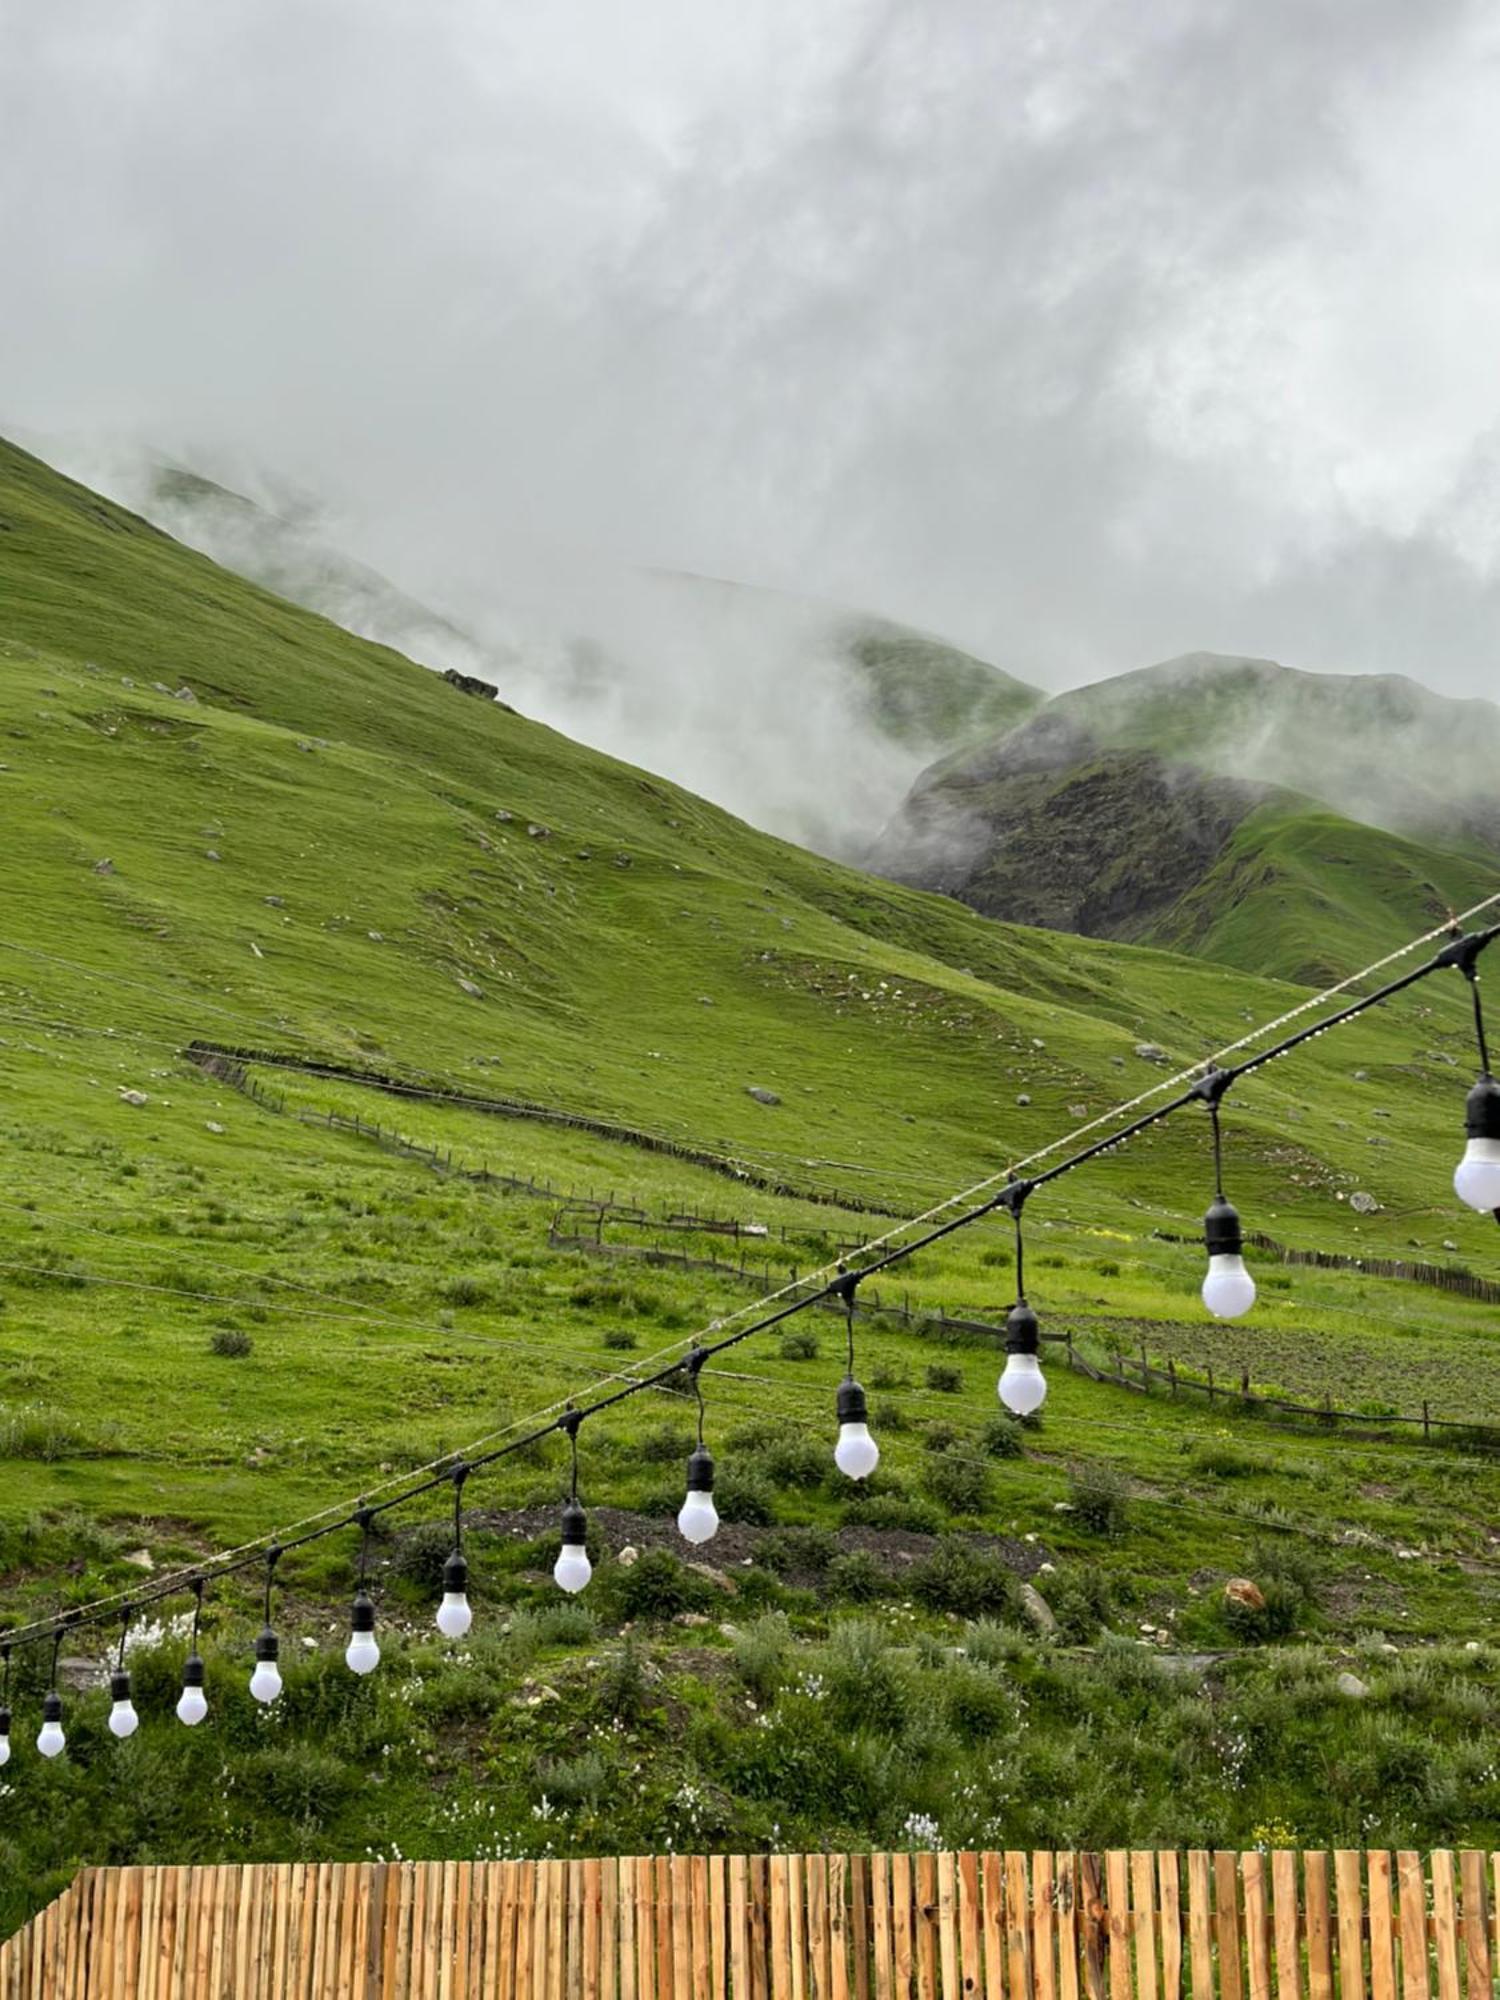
[{"xmin": 1, "ymin": 1848, "xmax": 1496, "ymax": 2000}]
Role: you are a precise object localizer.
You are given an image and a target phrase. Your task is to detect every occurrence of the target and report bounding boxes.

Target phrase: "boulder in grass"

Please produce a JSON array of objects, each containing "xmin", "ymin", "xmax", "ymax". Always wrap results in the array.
[
  {"xmin": 1223, "ymin": 1577, "xmax": 1266, "ymax": 1613},
  {"xmin": 746, "ymin": 1086, "xmax": 781, "ymax": 1106}
]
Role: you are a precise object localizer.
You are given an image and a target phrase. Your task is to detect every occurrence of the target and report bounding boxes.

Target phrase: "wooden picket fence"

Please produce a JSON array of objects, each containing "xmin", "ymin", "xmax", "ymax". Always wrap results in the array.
[{"xmin": 1, "ymin": 1848, "xmax": 1496, "ymax": 1999}]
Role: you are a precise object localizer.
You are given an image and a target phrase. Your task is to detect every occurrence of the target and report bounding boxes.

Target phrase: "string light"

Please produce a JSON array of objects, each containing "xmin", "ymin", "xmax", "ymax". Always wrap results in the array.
[
  {"xmin": 436, "ymin": 1468, "xmax": 473, "ymax": 1639},
  {"xmin": 249, "ymin": 1548, "xmax": 284, "ymax": 1705},
  {"xmin": 554, "ymin": 1414, "xmax": 592, "ymax": 1593},
  {"xmin": 107, "ymin": 1607, "xmax": 139, "ymax": 1740},
  {"xmin": 831, "ymin": 1271, "xmax": 879, "ymax": 1478},
  {"xmin": 676, "ymin": 1350, "xmax": 719, "ymax": 1545},
  {"xmin": 0, "ymin": 917, "xmax": 1492, "ymax": 1748},
  {"xmin": 997, "ymin": 1182, "xmax": 1047, "ymax": 1417},
  {"xmin": 37, "ymin": 1626, "xmax": 68, "ymax": 1759},
  {"xmin": 346, "ymin": 1511, "xmax": 380, "ymax": 1675},
  {"xmin": 177, "ymin": 1580, "xmax": 208, "ymax": 1726},
  {"xmin": 1448, "ymin": 934, "xmax": 1500, "ymax": 1214},
  {"xmin": 1196, "ymin": 1070, "xmax": 1256, "ymax": 1320}
]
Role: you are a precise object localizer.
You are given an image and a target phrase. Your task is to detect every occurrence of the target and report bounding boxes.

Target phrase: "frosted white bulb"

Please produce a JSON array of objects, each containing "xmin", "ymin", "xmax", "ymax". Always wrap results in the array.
[
  {"xmin": 176, "ymin": 1685, "xmax": 208, "ymax": 1727},
  {"xmin": 0, "ymin": 1734, "xmax": 10, "ymax": 1767},
  {"xmin": 37, "ymin": 1719, "xmax": 66, "ymax": 1759},
  {"xmin": 999, "ymin": 1354, "xmax": 1048, "ymax": 1416},
  {"xmin": 677, "ymin": 1489, "xmax": 720, "ymax": 1544},
  {"xmin": 108, "ymin": 1700, "xmax": 139, "ymax": 1740},
  {"xmin": 554, "ymin": 1544, "xmax": 593, "ymax": 1594},
  {"xmin": 834, "ymin": 1423, "xmax": 880, "ymax": 1480},
  {"xmin": 345, "ymin": 1630, "xmax": 381, "ymax": 1675},
  {"xmin": 249, "ymin": 1660, "xmax": 283, "ymax": 1705},
  {"xmin": 1454, "ymin": 1138, "xmax": 1500, "ymax": 1212},
  {"xmin": 1202, "ymin": 1254, "xmax": 1256, "ymax": 1319},
  {"xmin": 436, "ymin": 1593, "xmax": 472, "ymax": 1639}
]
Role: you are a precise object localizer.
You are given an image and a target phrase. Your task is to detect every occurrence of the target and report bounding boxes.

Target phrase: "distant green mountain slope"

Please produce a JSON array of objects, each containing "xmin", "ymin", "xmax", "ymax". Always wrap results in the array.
[{"xmin": 871, "ymin": 654, "xmax": 1500, "ymax": 979}]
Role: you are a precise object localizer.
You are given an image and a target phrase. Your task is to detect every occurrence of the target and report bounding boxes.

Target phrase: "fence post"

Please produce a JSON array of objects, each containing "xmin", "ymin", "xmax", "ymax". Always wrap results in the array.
[{"xmin": 1422, "ymin": 1400, "xmax": 1431, "ymax": 1441}]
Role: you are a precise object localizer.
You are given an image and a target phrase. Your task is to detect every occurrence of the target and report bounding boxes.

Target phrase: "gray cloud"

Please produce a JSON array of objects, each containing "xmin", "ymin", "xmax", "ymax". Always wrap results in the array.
[{"xmin": 4, "ymin": 0, "xmax": 1500, "ymax": 723}]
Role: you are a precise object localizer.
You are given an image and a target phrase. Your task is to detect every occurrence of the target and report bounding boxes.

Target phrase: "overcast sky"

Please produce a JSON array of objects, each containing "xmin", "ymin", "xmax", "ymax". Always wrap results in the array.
[{"xmin": 5, "ymin": 0, "xmax": 1500, "ymax": 699}]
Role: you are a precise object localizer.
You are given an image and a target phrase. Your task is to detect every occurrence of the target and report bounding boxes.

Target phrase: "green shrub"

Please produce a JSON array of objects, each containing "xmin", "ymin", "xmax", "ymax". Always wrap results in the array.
[
  {"xmin": 925, "ymin": 1363, "xmax": 964, "ymax": 1394},
  {"xmin": 979, "ymin": 1415, "xmax": 1025, "ymax": 1459},
  {"xmin": 209, "ymin": 1327, "xmax": 253, "ymax": 1359},
  {"xmin": 388, "ymin": 1521, "xmax": 455, "ymax": 1593},
  {"xmin": 1191, "ymin": 1444, "xmax": 1260, "ymax": 1480},
  {"xmin": 922, "ymin": 1453, "xmax": 992, "ymax": 1517},
  {"xmin": 1044, "ymin": 1568, "xmax": 1115, "ymax": 1644},
  {"xmin": 779, "ymin": 1330, "xmax": 820, "ymax": 1362},
  {"xmin": 536, "ymin": 1602, "xmax": 598, "ymax": 1646},
  {"xmin": 942, "ymin": 1661, "xmax": 1015, "ymax": 1742},
  {"xmin": 758, "ymin": 1527, "xmax": 836, "ymax": 1577},
  {"xmin": 602, "ymin": 1327, "xmax": 638, "ymax": 1351},
  {"xmin": 535, "ymin": 1749, "xmax": 608, "ymax": 1806},
  {"xmin": 869, "ymin": 1363, "xmax": 909, "ymax": 1391},
  {"xmin": 828, "ymin": 1550, "xmax": 888, "ymax": 1603},
  {"xmin": 244, "ymin": 1746, "xmax": 351, "ymax": 1824},
  {"xmin": 442, "ymin": 1274, "xmax": 489, "ymax": 1307},
  {"xmin": 1069, "ymin": 1463, "xmax": 1130, "ymax": 1537},
  {"xmin": 715, "ymin": 1470, "xmax": 777, "ymax": 1526},
  {"xmin": 756, "ymin": 1436, "xmax": 828, "ymax": 1489},
  {"xmin": 596, "ymin": 1639, "xmax": 650, "ymax": 1723},
  {"xmin": 615, "ymin": 1548, "xmax": 712, "ymax": 1622},
  {"xmin": 871, "ymin": 1400, "xmax": 912, "ymax": 1432},
  {"xmin": 734, "ymin": 1614, "xmax": 793, "ymax": 1702},
  {"xmin": 638, "ymin": 1422, "xmax": 696, "ymax": 1464},
  {"xmin": 910, "ymin": 1539, "xmax": 1019, "ymax": 1618},
  {"xmin": 842, "ymin": 1493, "xmax": 944, "ymax": 1536}
]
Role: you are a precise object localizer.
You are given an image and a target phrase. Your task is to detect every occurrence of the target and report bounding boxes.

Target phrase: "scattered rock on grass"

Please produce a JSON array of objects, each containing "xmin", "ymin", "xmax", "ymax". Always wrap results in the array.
[
  {"xmin": 1017, "ymin": 1582, "xmax": 1057, "ymax": 1635},
  {"xmin": 746, "ymin": 1086, "xmax": 781, "ymax": 1107},
  {"xmin": 1336, "ymin": 1672, "xmax": 1369, "ymax": 1699},
  {"xmin": 1223, "ymin": 1577, "xmax": 1266, "ymax": 1612}
]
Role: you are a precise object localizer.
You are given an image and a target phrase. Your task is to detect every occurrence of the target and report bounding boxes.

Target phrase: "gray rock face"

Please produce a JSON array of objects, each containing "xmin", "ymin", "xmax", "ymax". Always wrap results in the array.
[
  {"xmin": 1336, "ymin": 1671, "xmax": 1369, "ymax": 1699},
  {"xmin": 746, "ymin": 1086, "xmax": 781, "ymax": 1106}
]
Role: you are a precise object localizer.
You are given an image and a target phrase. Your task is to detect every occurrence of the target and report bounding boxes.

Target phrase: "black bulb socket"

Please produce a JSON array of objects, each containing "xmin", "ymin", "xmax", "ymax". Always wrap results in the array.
[
  {"xmin": 350, "ymin": 1590, "xmax": 376, "ymax": 1636},
  {"xmin": 42, "ymin": 1692, "xmax": 62, "ymax": 1724},
  {"xmin": 560, "ymin": 1498, "xmax": 588, "ymax": 1548},
  {"xmin": 1005, "ymin": 1302, "xmax": 1040, "ymax": 1356},
  {"xmin": 836, "ymin": 1375, "xmax": 869, "ymax": 1426},
  {"xmin": 1203, "ymin": 1195, "xmax": 1243, "ymax": 1258},
  {"xmin": 684, "ymin": 1443, "xmax": 715, "ymax": 1493},
  {"xmin": 254, "ymin": 1626, "xmax": 279, "ymax": 1665},
  {"xmin": 109, "ymin": 1670, "xmax": 132, "ymax": 1705},
  {"xmin": 0, "ymin": 1706, "xmax": 10, "ymax": 1737},
  {"xmin": 442, "ymin": 1550, "xmax": 469, "ymax": 1596},
  {"xmin": 1465, "ymin": 1076, "xmax": 1500, "ymax": 1140},
  {"xmin": 181, "ymin": 1655, "xmax": 205, "ymax": 1691}
]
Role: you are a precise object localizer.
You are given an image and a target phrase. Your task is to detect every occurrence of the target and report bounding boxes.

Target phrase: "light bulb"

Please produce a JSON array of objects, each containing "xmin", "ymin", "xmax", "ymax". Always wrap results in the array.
[
  {"xmin": 1456, "ymin": 1079, "xmax": 1500, "ymax": 1211},
  {"xmin": 677, "ymin": 1489, "xmax": 719, "ymax": 1544},
  {"xmin": 999, "ymin": 1352, "xmax": 1048, "ymax": 1416},
  {"xmin": 37, "ymin": 1693, "xmax": 65, "ymax": 1758},
  {"xmin": 250, "ymin": 1627, "xmax": 282, "ymax": 1704},
  {"xmin": 176, "ymin": 1657, "xmax": 208, "ymax": 1727},
  {"xmin": 1202, "ymin": 1254, "xmax": 1256, "ymax": 1319},
  {"xmin": 554, "ymin": 1499, "xmax": 592, "ymax": 1593},
  {"xmin": 1454, "ymin": 1138, "xmax": 1500, "ymax": 1213},
  {"xmin": 346, "ymin": 1590, "xmax": 380, "ymax": 1674},
  {"xmin": 108, "ymin": 1671, "xmax": 139, "ymax": 1739},
  {"xmin": 833, "ymin": 1376, "xmax": 879, "ymax": 1480},
  {"xmin": 436, "ymin": 1551, "xmax": 472, "ymax": 1638},
  {"xmin": 1202, "ymin": 1194, "xmax": 1254, "ymax": 1318},
  {"xmin": 999, "ymin": 1300, "xmax": 1048, "ymax": 1415},
  {"xmin": 677, "ymin": 1444, "xmax": 719, "ymax": 1544}
]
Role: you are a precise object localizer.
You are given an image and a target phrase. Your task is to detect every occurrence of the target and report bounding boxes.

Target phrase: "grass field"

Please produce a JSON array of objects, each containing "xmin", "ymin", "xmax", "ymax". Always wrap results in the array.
[{"xmin": 1, "ymin": 435, "xmax": 1498, "ymax": 1923}]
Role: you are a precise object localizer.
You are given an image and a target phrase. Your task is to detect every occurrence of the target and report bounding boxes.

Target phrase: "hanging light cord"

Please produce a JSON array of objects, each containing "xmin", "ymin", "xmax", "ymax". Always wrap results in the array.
[
  {"xmin": 48, "ymin": 1627, "xmax": 64, "ymax": 1693},
  {"xmin": 450, "ymin": 1470, "xmax": 468, "ymax": 1552},
  {"xmin": 115, "ymin": 1608, "xmax": 131, "ymax": 1673},
  {"xmin": 2, "ymin": 1641, "xmax": 10, "ymax": 1708},
  {"xmin": 189, "ymin": 1579, "xmax": 204, "ymax": 1652},
  {"xmin": 564, "ymin": 1414, "xmax": 581, "ymax": 1501},
  {"xmin": 356, "ymin": 1511, "xmax": 374, "ymax": 1588},
  {"xmin": 262, "ymin": 1547, "xmax": 281, "ymax": 1627},
  {"xmin": 2, "ymin": 916, "xmax": 1497, "ymax": 1661}
]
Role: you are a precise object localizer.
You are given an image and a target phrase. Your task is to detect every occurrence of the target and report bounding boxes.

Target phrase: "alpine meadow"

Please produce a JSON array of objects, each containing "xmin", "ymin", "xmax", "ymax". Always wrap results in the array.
[{"xmin": 0, "ymin": 432, "xmax": 1498, "ymax": 1933}]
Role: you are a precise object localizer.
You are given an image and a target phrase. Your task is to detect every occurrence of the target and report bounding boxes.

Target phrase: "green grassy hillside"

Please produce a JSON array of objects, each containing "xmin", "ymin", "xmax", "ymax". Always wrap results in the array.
[{"xmin": 1, "ymin": 437, "xmax": 1498, "ymax": 1920}]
